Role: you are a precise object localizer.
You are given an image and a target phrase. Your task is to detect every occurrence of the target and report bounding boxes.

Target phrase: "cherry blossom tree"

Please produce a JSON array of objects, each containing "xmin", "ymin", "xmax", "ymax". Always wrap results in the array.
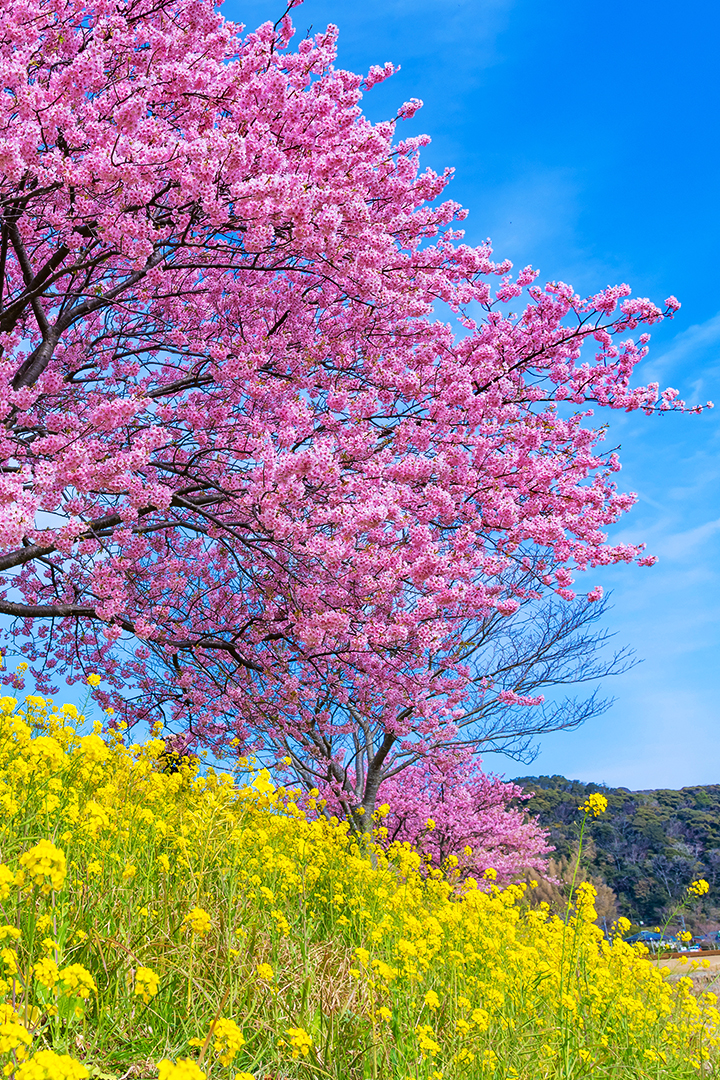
[
  {"xmin": 0, "ymin": 0, "xmax": 707, "ymax": 830},
  {"xmin": 267, "ymin": 585, "xmax": 635, "ymax": 831},
  {"xmin": 372, "ymin": 745, "xmax": 552, "ymax": 886}
]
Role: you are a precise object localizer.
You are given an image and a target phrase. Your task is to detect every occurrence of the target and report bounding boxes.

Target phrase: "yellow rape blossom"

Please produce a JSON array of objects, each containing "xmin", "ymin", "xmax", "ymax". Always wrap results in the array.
[
  {"xmin": 33, "ymin": 957, "xmax": 60, "ymax": 989},
  {"xmin": 156, "ymin": 1061, "xmax": 206, "ymax": 1080},
  {"xmin": 579, "ymin": 792, "xmax": 608, "ymax": 817},
  {"xmin": 251, "ymin": 769, "xmax": 274, "ymax": 796},
  {"xmin": 0, "ymin": 865, "xmax": 15, "ymax": 900},
  {"xmin": 58, "ymin": 963, "xmax": 96, "ymax": 999},
  {"xmin": 15, "ymin": 1049, "xmax": 88, "ymax": 1079},
  {"xmin": 285, "ymin": 1026, "xmax": 313, "ymax": 1058},
  {"xmin": 415, "ymin": 1024, "xmax": 441, "ymax": 1055},
  {"xmin": 19, "ymin": 839, "xmax": 67, "ymax": 894},
  {"xmin": 183, "ymin": 907, "xmax": 212, "ymax": 936},
  {"xmin": 0, "ymin": 1008, "xmax": 32, "ymax": 1057},
  {"xmin": 213, "ymin": 1016, "xmax": 245, "ymax": 1065},
  {"xmin": 134, "ymin": 966, "xmax": 160, "ymax": 1004}
]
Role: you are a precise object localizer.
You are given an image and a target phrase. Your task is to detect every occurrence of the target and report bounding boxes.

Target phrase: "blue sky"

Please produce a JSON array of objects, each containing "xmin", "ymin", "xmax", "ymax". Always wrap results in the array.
[{"xmin": 230, "ymin": 0, "xmax": 720, "ymax": 789}]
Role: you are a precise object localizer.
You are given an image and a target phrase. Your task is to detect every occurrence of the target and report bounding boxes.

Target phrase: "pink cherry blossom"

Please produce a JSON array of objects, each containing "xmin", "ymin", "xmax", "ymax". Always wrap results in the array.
[
  {"xmin": 0, "ymin": 0, "xmax": 704, "ymax": 827},
  {"xmin": 373, "ymin": 746, "xmax": 551, "ymax": 886}
]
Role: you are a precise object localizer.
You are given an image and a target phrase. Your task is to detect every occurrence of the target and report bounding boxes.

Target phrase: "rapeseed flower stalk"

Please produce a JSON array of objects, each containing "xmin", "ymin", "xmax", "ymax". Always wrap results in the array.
[
  {"xmin": 656, "ymin": 878, "xmax": 712, "ymax": 960},
  {"xmin": 0, "ymin": 692, "xmax": 713, "ymax": 1078},
  {"xmin": 183, "ymin": 907, "xmax": 212, "ymax": 1009},
  {"xmin": 556, "ymin": 789, "xmax": 609, "ymax": 1065}
]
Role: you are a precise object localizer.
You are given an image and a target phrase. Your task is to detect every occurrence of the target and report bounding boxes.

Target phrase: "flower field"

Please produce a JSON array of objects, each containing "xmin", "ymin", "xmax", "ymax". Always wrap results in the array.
[{"xmin": 0, "ymin": 692, "xmax": 717, "ymax": 1080}]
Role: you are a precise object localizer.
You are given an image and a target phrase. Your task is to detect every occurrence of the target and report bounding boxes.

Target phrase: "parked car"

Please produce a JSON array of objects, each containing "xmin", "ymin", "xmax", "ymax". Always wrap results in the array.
[{"xmin": 624, "ymin": 930, "xmax": 678, "ymax": 950}]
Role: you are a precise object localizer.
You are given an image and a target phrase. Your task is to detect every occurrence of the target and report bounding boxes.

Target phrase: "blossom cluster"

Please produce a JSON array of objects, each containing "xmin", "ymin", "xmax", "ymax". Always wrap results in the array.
[{"xmin": 579, "ymin": 792, "xmax": 609, "ymax": 818}]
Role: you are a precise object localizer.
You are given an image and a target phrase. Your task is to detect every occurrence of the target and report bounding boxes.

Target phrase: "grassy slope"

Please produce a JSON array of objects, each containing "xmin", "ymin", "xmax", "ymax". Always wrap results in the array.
[{"xmin": 0, "ymin": 695, "xmax": 717, "ymax": 1079}]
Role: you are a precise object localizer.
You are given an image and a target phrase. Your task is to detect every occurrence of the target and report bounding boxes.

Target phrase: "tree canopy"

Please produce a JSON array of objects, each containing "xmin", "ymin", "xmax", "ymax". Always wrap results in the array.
[{"xmin": 0, "ymin": 0, "xmax": 702, "ymax": 825}]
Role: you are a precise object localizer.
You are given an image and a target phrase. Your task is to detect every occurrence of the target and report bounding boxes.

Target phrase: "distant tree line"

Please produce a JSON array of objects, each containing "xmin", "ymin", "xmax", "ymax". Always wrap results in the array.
[{"xmin": 515, "ymin": 775, "xmax": 720, "ymax": 928}]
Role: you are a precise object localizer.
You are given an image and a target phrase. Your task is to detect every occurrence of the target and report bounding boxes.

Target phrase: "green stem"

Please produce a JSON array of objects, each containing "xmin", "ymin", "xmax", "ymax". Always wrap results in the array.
[
  {"xmin": 558, "ymin": 810, "xmax": 589, "ymax": 1077},
  {"xmin": 187, "ymin": 934, "xmax": 194, "ymax": 1012},
  {"xmin": 565, "ymin": 813, "xmax": 588, "ymax": 924}
]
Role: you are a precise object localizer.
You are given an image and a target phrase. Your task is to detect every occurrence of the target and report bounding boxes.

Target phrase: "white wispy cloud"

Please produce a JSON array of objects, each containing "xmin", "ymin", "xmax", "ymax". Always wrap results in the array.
[
  {"xmin": 656, "ymin": 517, "xmax": 720, "ymax": 561},
  {"xmin": 642, "ymin": 310, "xmax": 720, "ymax": 385}
]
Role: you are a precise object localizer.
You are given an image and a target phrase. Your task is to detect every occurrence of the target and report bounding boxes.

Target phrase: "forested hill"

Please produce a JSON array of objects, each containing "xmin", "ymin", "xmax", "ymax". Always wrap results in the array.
[{"xmin": 514, "ymin": 775, "xmax": 720, "ymax": 926}]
